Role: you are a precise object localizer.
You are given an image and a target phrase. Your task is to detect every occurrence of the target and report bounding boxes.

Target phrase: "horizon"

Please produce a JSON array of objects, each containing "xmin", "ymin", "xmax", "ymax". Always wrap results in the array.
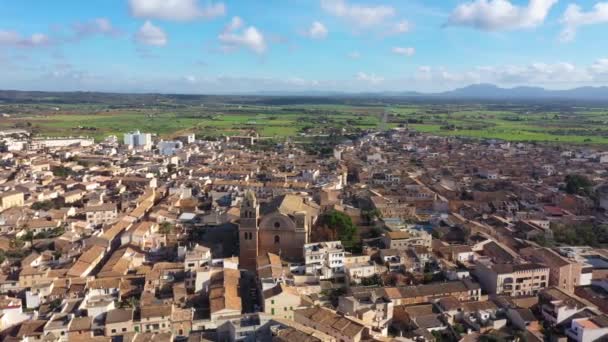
[
  {"xmin": 2, "ymin": 0, "xmax": 608, "ymax": 93},
  {"xmin": 3, "ymin": 83, "xmax": 608, "ymax": 97}
]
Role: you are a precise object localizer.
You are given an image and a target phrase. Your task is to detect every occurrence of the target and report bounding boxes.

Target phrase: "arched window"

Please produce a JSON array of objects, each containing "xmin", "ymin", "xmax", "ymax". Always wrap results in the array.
[{"xmin": 274, "ymin": 235, "xmax": 280, "ymax": 244}]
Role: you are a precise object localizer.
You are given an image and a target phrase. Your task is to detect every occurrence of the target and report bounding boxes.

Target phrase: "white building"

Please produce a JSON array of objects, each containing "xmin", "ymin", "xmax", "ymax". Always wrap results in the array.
[
  {"xmin": 124, "ymin": 130, "xmax": 152, "ymax": 150},
  {"xmin": 566, "ymin": 316, "xmax": 608, "ymax": 342},
  {"xmin": 158, "ymin": 140, "xmax": 184, "ymax": 156},
  {"xmin": 304, "ymin": 241, "xmax": 345, "ymax": 280}
]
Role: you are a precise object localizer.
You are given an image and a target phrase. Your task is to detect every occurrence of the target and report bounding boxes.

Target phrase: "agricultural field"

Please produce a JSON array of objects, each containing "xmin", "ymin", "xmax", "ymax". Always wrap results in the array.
[{"xmin": 2, "ymin": 98, "xmax": 608, "ymax": 145}]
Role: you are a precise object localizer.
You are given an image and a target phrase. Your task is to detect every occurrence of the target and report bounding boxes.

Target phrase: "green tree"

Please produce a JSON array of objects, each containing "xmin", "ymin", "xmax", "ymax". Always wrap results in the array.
[
  {"xmin": 159, "ymin": 222, "xmax": 174, "ymax": 235},
  {"xmin": 564, "ymin": 174, "xmax": 593, "ymax": 196},
  {"xmin": 320, "ymin": 210, "xmax": 359, "ymax": 249}
]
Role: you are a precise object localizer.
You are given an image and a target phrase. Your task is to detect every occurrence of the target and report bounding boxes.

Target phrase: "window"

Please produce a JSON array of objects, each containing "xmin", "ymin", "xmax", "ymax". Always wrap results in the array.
[
  {"xmin": 274, "ymin": 221, "xmax": 281, "ymax": 228},
  {"xmin": 122, "ymin": 328, "xmax": 127, "ymax": 332},
  {"xmin": 134, "ymin": 327, "xmax": 140, "ymax": 332},
  {"xmin": 271, "ymin": 308, "xmax": 275, "ymax": 315},
  {"xmin": 274, "ymin": 235, "xmax": 280, "ymax": 244},
  {"xmin": 111, "ymin": 329, "xmax": 116, "ymax": 334},
  {"xmin": 271, "ymin": 300, "xmax": 275, "ymax": 304}
]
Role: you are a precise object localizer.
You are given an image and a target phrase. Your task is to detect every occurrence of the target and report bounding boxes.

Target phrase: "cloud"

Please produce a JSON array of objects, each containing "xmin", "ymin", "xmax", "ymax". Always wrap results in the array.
[
  {"xmin": 0, "ymin": 30, "xmax": 50, "ymax": 47},
  {"xmin": 412, "ymin": 61, "xmax": 600, "ymax": 87},
  {"xmin": 591, "ymin": 58, "xmax": 608, "ymax": 74},
  {"xmin": 392, "ymin": 47, "xmax": 415, "ymax": 57},
  {"xmin": 184, "ymin": 75, "xmax": 197, "ymax": 83},
  {"xmin": 356, "ymin": 72, "xmax": 384, "ymax": 84},
  {"xmin": 135, "ymin": 21, "xmax": 168, "ymax": 46},
  {"xmin": 128, "ymin": 0, "xmax": 225, "ymax": 21},
  {"xmin": 72, "ymin": 18, "xmax": 122, "ymax": 39},
  {"xmin": 321, "ymin": 0, "xmax": 395, "ymax": 28},
  {"xmin": 391, "ymin": 20, "xmax": 412, "ymax": 34},
  {"xmin": 224, "ymin": 16, "xmax": 244, "ymax": 33},
  {"xmin": 446, "ymin": 0, "xmax": 557, "ymax": 31},
  {"xmin": 348, "ymin": 51, "xmax": 361, "ymax": 59},
  {"xmin": 306, "ymin": 21, "xmax": 328, "ymax": 39},
  {"xmin": 560, "ymin": 3, "xmax": 608, "ymax": 42},
  {"xmin": 218, "ymin": 17, "xmax": 266, "ymax": 54}
]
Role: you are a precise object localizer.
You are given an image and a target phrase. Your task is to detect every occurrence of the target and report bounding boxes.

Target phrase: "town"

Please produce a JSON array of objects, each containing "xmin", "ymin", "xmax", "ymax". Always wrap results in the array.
[{"xmin": 0, "ymin": 126, "xmax": 607, "ymax": 342}]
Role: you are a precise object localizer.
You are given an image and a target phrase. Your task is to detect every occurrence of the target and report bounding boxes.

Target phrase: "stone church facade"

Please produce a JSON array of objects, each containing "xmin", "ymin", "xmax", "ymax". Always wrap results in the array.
[{"xmin": 239, "ymin": 192, "xmax": 319, "ymax": 271}]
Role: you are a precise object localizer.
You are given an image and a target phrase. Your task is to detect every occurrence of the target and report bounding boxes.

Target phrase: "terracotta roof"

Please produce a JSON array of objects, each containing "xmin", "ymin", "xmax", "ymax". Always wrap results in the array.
[
  {"xmin": 140, "ymin": 305, "xmax": 172, "ymax": 319},
  {"xmin": 295, "ymin": 306, "xmax": 364, "ymax": 338},
  {"xmin": 106, "ymin": 308, "xmax": 134, "ymax": 324}
]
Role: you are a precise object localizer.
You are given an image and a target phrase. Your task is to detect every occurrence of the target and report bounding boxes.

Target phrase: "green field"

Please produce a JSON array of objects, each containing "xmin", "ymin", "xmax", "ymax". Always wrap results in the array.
[{"xmin": 2, "ymin": 101, "xmax": 608, "ymax": 145}]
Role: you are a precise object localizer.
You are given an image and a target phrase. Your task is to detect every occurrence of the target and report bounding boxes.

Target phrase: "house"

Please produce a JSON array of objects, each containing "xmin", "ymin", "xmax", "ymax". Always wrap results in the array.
[
  {"xmin": 0, "ymin": 191, "xmax": 24, "ymax": 210},
  {"xmin": 184, "ymin": 245, "xmax": 211, "ymax": 273},
  {"xmin": 338, "ymin": 291, "xmax": 394, "ymax": 336},
  {"xmin": 263, "ymin": 283, "xmax": 302, "ymax": 320},
  {"xmin": 84, "ymin": 203, "xmax": 118, "ymax": 227},
  {"xmin": 566, "ymin": 315, "xmax": 608, "ymax": 342},
  {"xmin": 136, "ymin": 305, "xmax": 172, "ymax": 334},
  {"xmin": 209, "ymin": 269, "xmax": 242, "ymax": 320},
  {"xmin": 539, "ymin": 287, "xmax": 589, "ymax": 326},
  {"xmin": 294, "ymin": 306, "xmax": 366, "ymax": 342},
  {"xmin": 383, "ymin": 230, "xmax": 432, "ymax": 250},
  {"xmin": 105, "ymin": 308, "xmax": 134, "ymax": 336},
  {"xmin": 257, "ymin": 253, "xmax": 284, "ymax": 291}
]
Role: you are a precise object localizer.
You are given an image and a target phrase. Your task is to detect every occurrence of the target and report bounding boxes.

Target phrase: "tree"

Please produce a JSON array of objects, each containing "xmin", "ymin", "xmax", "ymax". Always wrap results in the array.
[
  {"xmin": 159, "ymin": 222, "xmax": 173, "ymax": 235},
  {"xmin": 360, "ymin": 274, "xmax": 382, "ymax": 286},
  {"xmin": 362, "ymin": 209, "xmax": 382, "ymax": 225},
  {"xmin": 319, "ymin": 210, "xmax": 359, "ymax": 249},
  {"xmin": 564, "ymin": 174, "xmax": 593, "ymax": 196}
]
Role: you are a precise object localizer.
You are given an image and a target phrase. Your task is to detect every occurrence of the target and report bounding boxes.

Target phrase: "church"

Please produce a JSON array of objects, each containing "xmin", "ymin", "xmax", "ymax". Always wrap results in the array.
[{"xmin": 239, "ymin": 192, "xmax": 320, "ymax": 271}]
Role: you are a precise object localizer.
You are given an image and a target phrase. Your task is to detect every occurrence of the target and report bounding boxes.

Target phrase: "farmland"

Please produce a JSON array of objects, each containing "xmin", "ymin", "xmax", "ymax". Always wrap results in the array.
[{"xmin": 2, "ymin": 96, "xmax": 608, "ymax": 145}]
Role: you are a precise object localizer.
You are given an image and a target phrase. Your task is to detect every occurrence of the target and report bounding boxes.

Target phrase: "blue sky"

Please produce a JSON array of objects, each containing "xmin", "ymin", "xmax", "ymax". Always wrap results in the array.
[{"xmin": 1, "ymin": 0, "xmax": 608, "ymax": 93}]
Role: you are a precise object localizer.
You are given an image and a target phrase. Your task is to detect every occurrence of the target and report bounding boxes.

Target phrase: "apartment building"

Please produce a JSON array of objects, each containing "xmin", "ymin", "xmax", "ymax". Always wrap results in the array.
[
  {"xmin": 521, "ymin": 247, "xmax": 590, "ymax": 293},
  {"xmin": 0, "ymin": 191, "xmax": 24, "ymax": 211},
  {"xmin": 474, "ymin": 261, "xmax": 550, "ymax": 296},
  {"xmin": 84, "ymin": 203, "xmax": 118, "ymax": 227},
  {"xmin": 304, "ymin": 241, "xmax": 345, "ymax": 280}
]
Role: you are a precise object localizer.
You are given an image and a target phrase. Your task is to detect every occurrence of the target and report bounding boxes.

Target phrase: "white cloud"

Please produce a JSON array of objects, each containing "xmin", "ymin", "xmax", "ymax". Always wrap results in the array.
[
  {"xmin": 356, "ymin": 72, "xmax": 384, "ymax": 84},
  {"xmin": 391, "ymin": 20, "xmax": 412, "ymax": 34},
  {"xmin": 129, "ymin": 0, "xmax": 225, "ymax": 21},
  {"xmin": 184, "ymin": 75, "xmax": 197, "ymax": 83},
  {"xmin": 0, "ymin": 30, "xmax": 50, "ymax": 47},
  {"xmin": 73, "ymin": 18, "xmax": 121, "ymax": 38},
  {"xmin": 321, "ymin": 0, "xmax": 395, "ymax": 28},
  {"xmin": 560, "ymin": 3, "xmax": 608, "ymax": 42},
  {"xmin": 447, "ymin": 0, "xmax": 557, "ymax": 31},
  {"xmin": 591, "ymin": 58, "xmax": 608, "ymax": 74},
  {"xmin": 413, "ymin": 61, "xmax": 599, "ymax": 87},
  {"xmin": 224, "ymin": 16, "xmax": 244, "ymax": 33},
  {"xmin": 306, "ymin": 21, "xmax": 328, "ymax": 39},
  {"xmin": 219, "ymin": 17, "xmax": 266, "ymax": 54},
  {"xmin": 348, "ymin": 51, "xmax": 361, "ymax": 59},
  {"xmin": 136, "ymin": 21, "xmax": 167, "ymax": 46},
  {"xmin": 392, "ymin": 47, "xmax": 415, "ymax": 57}
]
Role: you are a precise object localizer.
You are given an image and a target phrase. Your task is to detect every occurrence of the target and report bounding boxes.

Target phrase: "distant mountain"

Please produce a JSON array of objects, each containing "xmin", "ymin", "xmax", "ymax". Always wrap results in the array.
[
  {"xmin": 437, "ymin": 84, "xmax": 608, "ymax": 100},
  {"xmin": 2, "ymin": 85, "xmax": 608, "ymax": 103}
]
